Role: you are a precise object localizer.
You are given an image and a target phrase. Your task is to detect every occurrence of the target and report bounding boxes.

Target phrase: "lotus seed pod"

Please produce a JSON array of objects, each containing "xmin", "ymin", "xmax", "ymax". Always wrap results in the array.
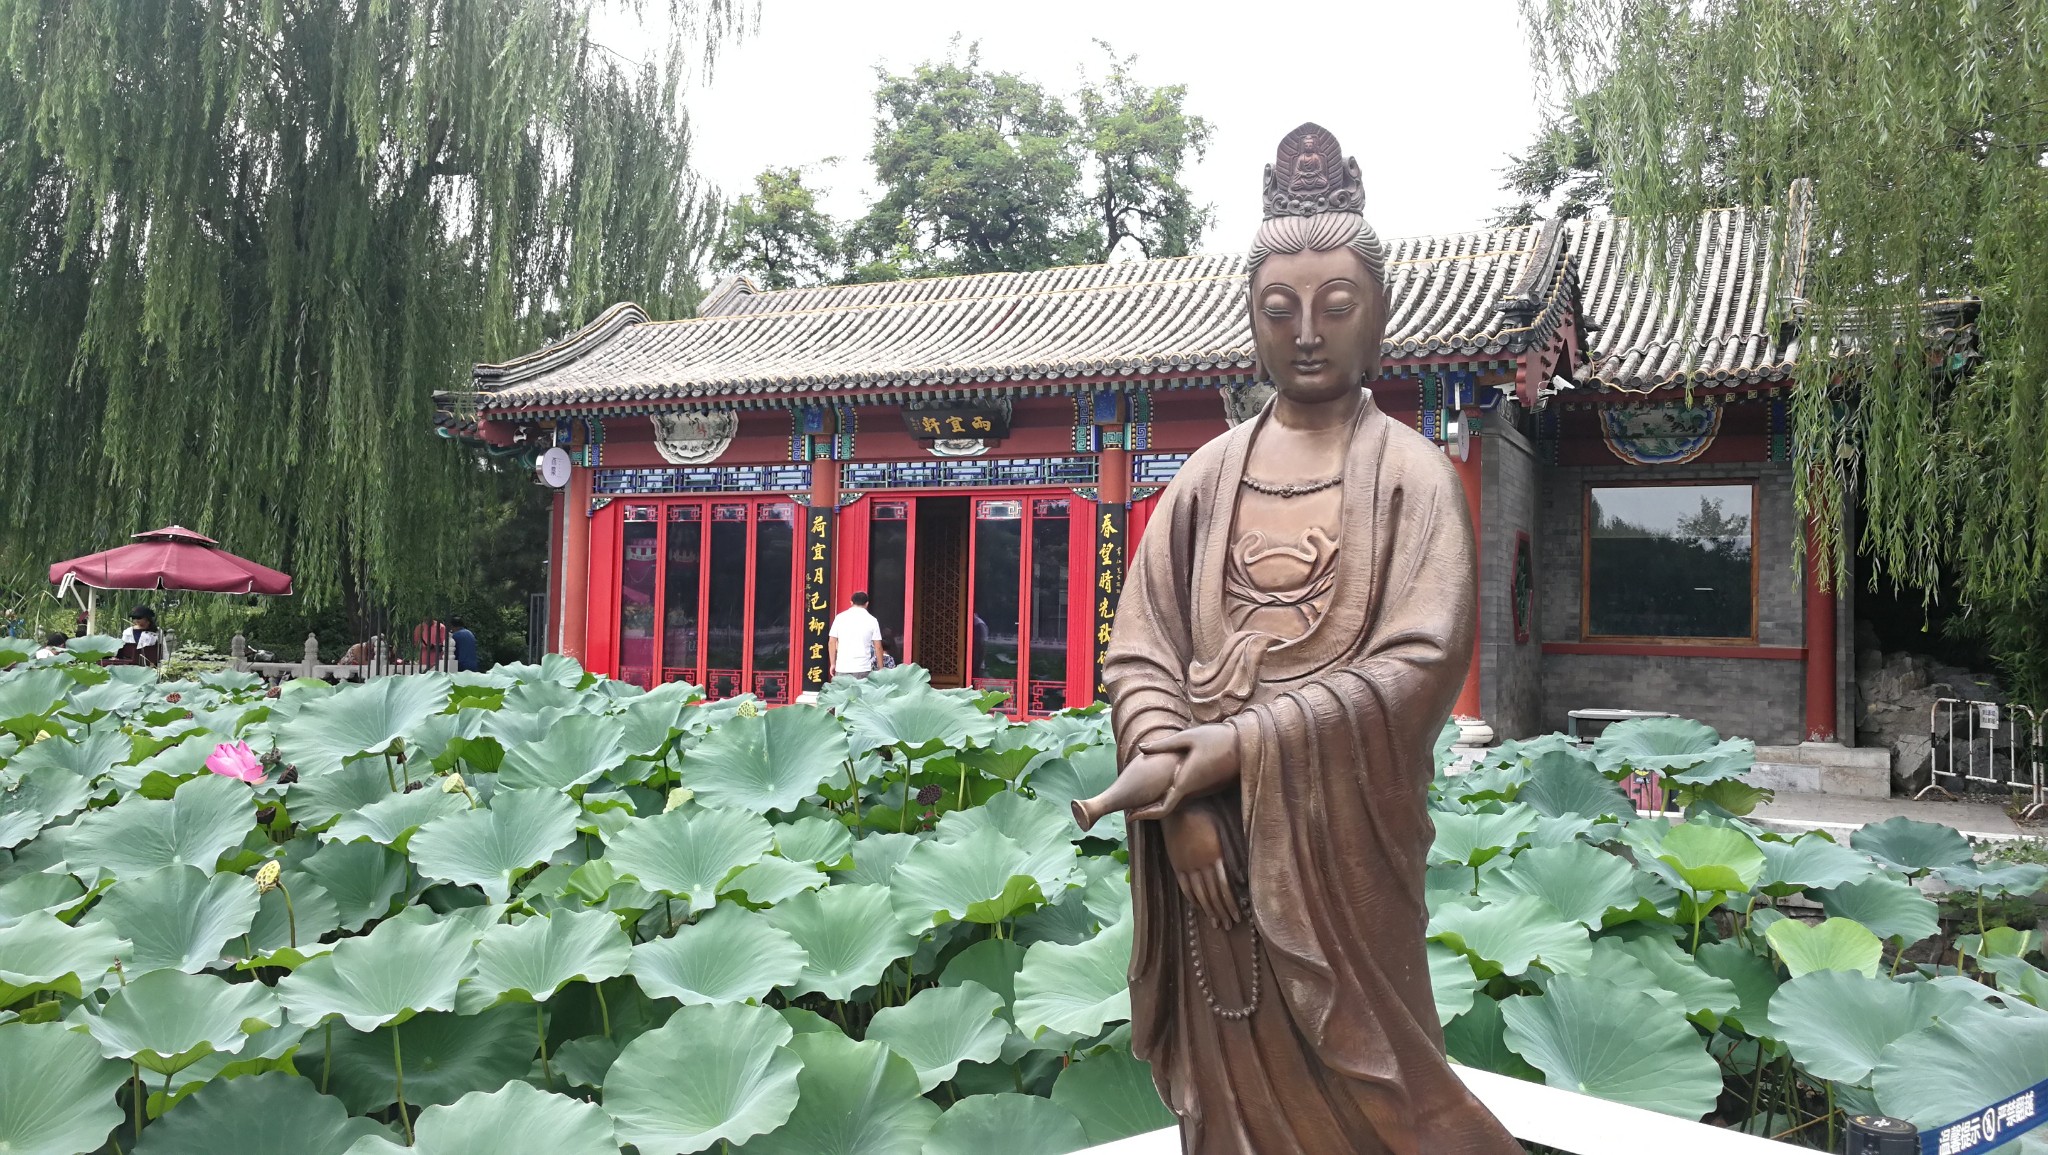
[
  {"xmin": 254, "ymin": 860, "xmax": 282, "ymax": 893},
  {"xmin": 442, "ymin": 772, "xmax": 468, "ymax": 794},
  {"xmin": 664, "ymin": 786, "xmax": 694, "ymax": 813}
]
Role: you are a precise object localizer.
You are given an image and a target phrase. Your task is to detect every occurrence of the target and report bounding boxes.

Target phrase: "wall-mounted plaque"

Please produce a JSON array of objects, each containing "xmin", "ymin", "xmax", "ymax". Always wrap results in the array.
[
  {"xmin": 902, "ymin": 404, "xmax": 1009, "ymax": 440},
  {"xmin": 651, "ymin": 410, "xmax": 738, "ymax": 465}
]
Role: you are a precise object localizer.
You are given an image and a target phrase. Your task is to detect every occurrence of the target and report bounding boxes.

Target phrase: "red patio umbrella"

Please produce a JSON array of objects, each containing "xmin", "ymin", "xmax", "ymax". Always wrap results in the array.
[{"xmin": 49, "ymin": 526, "xmax": 294, "ymax": 597}]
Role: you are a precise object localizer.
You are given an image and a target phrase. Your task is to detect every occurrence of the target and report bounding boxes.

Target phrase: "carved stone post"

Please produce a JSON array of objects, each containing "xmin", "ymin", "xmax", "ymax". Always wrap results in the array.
[
  {"xmin": 231, "ymin": 634, "xmax": 248, "ymax": 672},
  {"xmin": 301, "ymin": 634, "xmax": 320, "ymax": 679}
]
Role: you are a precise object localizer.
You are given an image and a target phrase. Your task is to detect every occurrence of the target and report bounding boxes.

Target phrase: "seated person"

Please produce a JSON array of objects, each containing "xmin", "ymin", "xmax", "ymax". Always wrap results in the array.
[
  {"xmin": 34, "ymin": 632, "xmax": 66, "ymax": 659},
  {"xmin": 118, "ymin": 607, "xmax": 162, "ymax": 666}
]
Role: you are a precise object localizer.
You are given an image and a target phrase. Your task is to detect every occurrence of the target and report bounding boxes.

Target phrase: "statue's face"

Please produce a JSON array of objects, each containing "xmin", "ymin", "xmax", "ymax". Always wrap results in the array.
[{"xmin": 1250, "ymin": 246, "xmax": 1386, "ymax": 405}]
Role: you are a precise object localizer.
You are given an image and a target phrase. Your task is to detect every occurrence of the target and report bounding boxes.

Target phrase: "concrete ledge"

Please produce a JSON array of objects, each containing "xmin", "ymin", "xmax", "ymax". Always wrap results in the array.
[
  {"xmin": 1080, "ymin": 1065, "xmax": 1796, "ymax": 1153},
  {"xmin": 1747, "ymin": 743, "xmax": 1890, "ymax": 798}
]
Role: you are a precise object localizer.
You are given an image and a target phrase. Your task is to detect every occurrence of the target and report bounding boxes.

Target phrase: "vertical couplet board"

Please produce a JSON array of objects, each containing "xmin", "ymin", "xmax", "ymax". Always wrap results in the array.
[
  {"xmin": 802, "ymin": 506, "xmax": 834, "ymax": 693},
  {"xmin": 1093, "ymin": 502, "xmax": 1127, "ymax": 700}
]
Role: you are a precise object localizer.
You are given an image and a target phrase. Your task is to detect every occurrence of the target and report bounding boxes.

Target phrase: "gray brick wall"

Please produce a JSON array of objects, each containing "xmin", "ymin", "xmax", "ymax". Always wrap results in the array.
[
  {"xmin": 1535, "ymin": 458, "xmax": 1806, "ymax": 743},
  {"xmin": 1479, "ymin": 426, "xmax": 1543, "ymax": 738}
]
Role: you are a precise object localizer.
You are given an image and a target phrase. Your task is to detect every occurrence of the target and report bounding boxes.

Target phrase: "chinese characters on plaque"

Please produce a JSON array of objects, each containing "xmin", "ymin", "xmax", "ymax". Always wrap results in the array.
[
  {"xmin": 1092, "ymin": 503, "xmax": 1125, "ymax": 699},
  {"xmin": 802, "ymin": 508, "xmax": 834, "ymax": 692},
  {"xmin": 900, "ymin": 405, "xmax": 1010, "ymax": 440}
]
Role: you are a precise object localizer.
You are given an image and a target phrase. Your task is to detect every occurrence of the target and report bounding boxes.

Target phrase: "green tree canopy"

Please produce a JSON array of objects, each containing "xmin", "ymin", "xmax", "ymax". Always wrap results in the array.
[
  {"xmin": 715, "ymin": 167, "xmax": 841, "ymax": 290},
  {"xmin": 1524, "ymin": 0, "xmax": 2048, "ymax": 697},
  {"xmin": 1074, "ymin": 44, "xmax": 1213, "ymax": 262},
  {"xmin": 1, "ymin": 0, "xmax": 742, "ymax": 616}
]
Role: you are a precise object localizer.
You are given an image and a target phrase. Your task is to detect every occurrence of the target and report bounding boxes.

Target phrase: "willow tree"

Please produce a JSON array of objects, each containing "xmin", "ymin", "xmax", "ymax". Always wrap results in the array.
[
  {"xmin": 0, "ymin": 0, "xmax": 741, "ymax": 619},
  {"xmin": 1525, "ymin": 0, "xmax": 2048, "ymax": 696}
]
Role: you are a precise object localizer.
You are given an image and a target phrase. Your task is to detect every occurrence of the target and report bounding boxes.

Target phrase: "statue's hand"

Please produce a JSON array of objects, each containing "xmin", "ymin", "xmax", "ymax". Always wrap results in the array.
[
  {"xmin": 1162, "ymin": 807, "xmax": 1239, "ymax": 929},
  {"xmin": 1129, "ymin": 724, "xmax": 1239, "ymax": 821}
]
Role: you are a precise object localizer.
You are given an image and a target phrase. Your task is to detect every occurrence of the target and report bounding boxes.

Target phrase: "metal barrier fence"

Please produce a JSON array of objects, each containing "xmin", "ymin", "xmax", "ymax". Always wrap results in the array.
[{"xmin": 1914, "ymin": 698, "xmax": 2048, "ymax": 820}]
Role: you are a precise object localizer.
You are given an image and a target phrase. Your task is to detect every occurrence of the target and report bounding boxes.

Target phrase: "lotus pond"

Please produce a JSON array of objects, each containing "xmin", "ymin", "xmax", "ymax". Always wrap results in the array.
[{"xmin": 0, "ymin": 644, "xmax": 2044, "ymax": 1154}]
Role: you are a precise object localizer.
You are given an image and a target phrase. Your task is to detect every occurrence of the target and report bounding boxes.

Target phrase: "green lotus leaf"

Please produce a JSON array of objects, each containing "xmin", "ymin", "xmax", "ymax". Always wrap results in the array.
[
  {"xmin": 1592, "ymin": 717, "xmax": 1754, "ymax": 784},
  {"xmin": 233, "ymin": 878, "xmax": 343, "ymax": 962},
  {"xmin": 1982, "ymin": 957, "xmax": 2048, "ymax": 1007},
  {"xmin": 605, "ymin": 804, "xmax": 773, "ymax": 913},
  {"xmin": 1428, "ymin": 804, "xmax": 1541, "ymax": 869},
  {"xmin": 1428, "ymin": 894, "xmax": 1593, "ymax": 978},
  {"xmin": 289, "ymin": 759, "xmax": 400, "ymax": 826},
  {"xmin": 1765, "ymin": 916, "xmax": 1884, "ymax": 978},
  {"xmin": 323, "ymin": 787, "xmax": 469, "ymax": 850},
  {"xmin": 1818, "ymin": 875, "xmax": 1941, "ymax": 946},
  {"xmin": 630, "ymin": 902, "xmax": 807, "ymax": 1006},
  {"xmin": 962, "ymin": 725, "xmax": 1058, "ymax": 782},
  {"xmin": 468, "ymin": 908, "xmax": 632, "ymax": 1005},
  {"xmin": 1500, "ymin": 973, "xmax": 1722, "ymax": 1119},
  {"xmin": 921, "ymin": 1093, "xmax": 1090, "ymax": 1155},
  {"xmin": 277, "ymin": 913, "xmax": 478, "ymax": 1030},
  {"xmin": 1936, "ymin": 861, "xmax": 2048, "ymax": 896},
  {"xmin": 1014, "ymin": 917, "xmax": 1132, "ymax": 1038},
  {"xmin": 0, "ymin": 911, "xmax": 128, "ymax": 1003},
  {"xmin": 763, "ymin": 883, "xmax": 918, "ymax": 1000},
  {"xmin": 345, "ymin": 1079, "xmax": 619, "ymax": 1155},
  {"xmin": 408, "ymin": 788, "xmax": 580, "ymax": 903},
  {"xmin": 1757, "ymin": 833, "xmax": 1886, "ymax": 896},
  {"xmin": 680, "ymin": 703, "xmax": 849, "ymax": 813},
  {"xmin": 85, "ymin": 864, "xmax": 260, "ymax": 975},
  {"xmin": 775, "ymin": 815, "xmax": 855, "ymax": 867},
  {"xmin": 1481, "ymin": 840, "xmax": 1644, "ymax": 930},
  {"xmin": 60, "ymin": 677, "xmax": 151, "ymax": 722},
  {"xmin": 1429, "ymin": 941, "xmax": 1483, "ymax": 1024},
  {"xmin": 866, "ymin": 980, "xmax": 1009, "ymax": 1091},
  {"xmin": 1516, "ymin": 748, "xmax": 1634, "ymax": 820},
  {"xmin": 1766, "ymin": 969, "xmax": 1982, "ymax": 1084},
  {"xmin": 498, "ymin": 712, "xmax": 628, "ymax": 792},
  {"xmin": 725, "ymin": 855, "xmax": 829, "ymax": 906},
  {"xmin": 941, "ymin": 938, "xmax": 1027, "ymax": 1017},
  {"xmin": 842, "ymin": 684, "xmax": 1001, "ymax": 757},
  {"xmin": 1960, "ymin": 926, "xmax": 2041, "ymax": 960},
  {"xmin": 8, "ymin": 729, "xmax": 126, "ymax": 790},
  {"xmin": 130, "ymin": 1071, "xmax": 382, "ymax": 1155},
  {"xmin": 740, "ymin": 1030, "xmax": 940, "ymax": 1155},
  {"xmin": 0, "ymin": 769, "xmax": 72, "ymax": 849},
  {"xmin": 1849, "ymin": 816, "xmax": 1974, "ymax": 876},
  {"xmin": 0, "ymin": 870, "xmax": 87, "ymax": 930},
  {"xmin": 1443, "ymin": 760, "xmax": 1530, "ymax": 806},
  {"xmin": 0, "ymin": 1022, "xmax": 131, "ymax": 1155},
  {"xmin": 619, "ymin": 688, "xmax": 693, "ymax": 760},
  {"xmin": 1026, "ymin": 746, "xmax": 1122, "ymax": 841},
  {"xmin": 1595, "ymin": 935, "xmax": 1740, "ymax": 1022},
  {"xmin": 1652, "ymin": 822, "xmax": 1766, "ymax": 895},
  {"xmin": 321, "ymin": 1004, "xmax": 538, "ymax": 1113},
  {"xmin": 295, "ymin": 837, "xmax": 410, "ymax": 930},
  {"xmin": 1444, "ymin": 995, "xmax": 1542, "ymax": 1080},
  {"xmin": 1080, "ymin": 858, "xmax": 1131, "ymax": 927},
  {"xmin": 549, "ymin": 1033, "xmax": 622, "ymax": 1090},
  {"xmin": 892, "ymin": 827, "xmax": 1070, "ymax": 929},
  {"xmin": 82, "ymin": 968, "xmax": 281, "ymax": 1075},
  {"xmin": 276, "ymin": 673, "xmax": 451, "ymax": 778},
  {"xmin": 1049, "ymin": 1048, "xmax": 1176, "ymax": 1144},
  {"xmin": 0, "ymin": 669, "xmax": 74, "ymax": 732},
  {"xmin": 144, "ymin": 1020, "xmax": 308, "ymax": 1114},
  {"xmin": 604, "ymin": 1000, "xmax": 804, "ymax": 1154},
  {"xmin": 68, "ymin": 772, "xmax": 256, "ymax": 880},
  {"xmin": 1871, "ymin": 1003, "xmax": 2048, "ymax": 1133},
  {"xmin": 843, "ymin": 832, "xmax": 921, "ymax": 887},
  {"xmin": 935, "ymin": 790, "xmax": 1079, "ymax": 858}
]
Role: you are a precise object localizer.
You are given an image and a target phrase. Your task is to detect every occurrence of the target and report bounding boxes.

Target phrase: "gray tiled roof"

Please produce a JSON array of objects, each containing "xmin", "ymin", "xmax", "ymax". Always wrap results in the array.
[{"xmin": 470, "ymin": 209, "xmax": 1801, "ymax": 412}]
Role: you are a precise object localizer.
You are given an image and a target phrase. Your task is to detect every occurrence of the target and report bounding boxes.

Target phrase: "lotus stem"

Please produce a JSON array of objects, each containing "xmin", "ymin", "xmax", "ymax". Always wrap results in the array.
[
  {"xmin": 323, "ymin": 1022, "xmax": 332, "ymax": 1092},
  {"xmin": 1826, "ymin": 1081, "xmax": 1837, "ymax": 1151},
  {"xmin": 538, "ymin": 1003, "xmax": 554, "ymax": 1088},
  {"xmin": 132, "ymin": 1063, "xmax": 144, "ymax": 1137},
  {"xmin": 279, "ymin": 882, "xmax": 298, "ymax": 949},
  {"xmin": 900, "ymin": 756, "xmax": 912, "ymax": 833},
  {"xmin": 393, "ymin": 1027, "xmax": 413, "ymax": 1143},
  {"xmin": 957, "ymin": 760, "xmax": 968, "ymax": 813},
  {"xmin": 596, "ymin": 983, "xmax": 613, "ymax": 1040},
  {"xmin": 382, "ymin": 753, "xmax": 396, "ymax": 792}
]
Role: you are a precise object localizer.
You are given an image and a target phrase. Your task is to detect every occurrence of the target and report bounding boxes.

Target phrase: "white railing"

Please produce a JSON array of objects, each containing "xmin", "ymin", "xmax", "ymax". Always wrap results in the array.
[
  {"xmin": 1082, "ymin": 1066, "xmax": 1797, "ymax": 1154},
  {"xmin": 230, "ymin": 632, "xmax": 459, "ymax": 684}
]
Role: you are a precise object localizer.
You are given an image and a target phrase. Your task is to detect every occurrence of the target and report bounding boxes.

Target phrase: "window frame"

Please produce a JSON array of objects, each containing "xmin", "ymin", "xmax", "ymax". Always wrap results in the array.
[{"xmin": 1579, "ymin": 479, "xmax": 1761, "ymax": 646}]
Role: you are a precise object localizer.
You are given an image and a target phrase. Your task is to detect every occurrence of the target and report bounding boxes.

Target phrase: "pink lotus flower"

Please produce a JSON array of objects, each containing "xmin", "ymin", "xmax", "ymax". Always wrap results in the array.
[{"xmin": 206, "ymin": 741, "xmax": 267, "ymax": 785}]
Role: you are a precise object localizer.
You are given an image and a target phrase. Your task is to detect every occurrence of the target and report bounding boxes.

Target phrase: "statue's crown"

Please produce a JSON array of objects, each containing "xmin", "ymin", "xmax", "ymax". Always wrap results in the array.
[{"xmin": 1261, "ymin": 122, "xmax": 1366, "ymax": 220}]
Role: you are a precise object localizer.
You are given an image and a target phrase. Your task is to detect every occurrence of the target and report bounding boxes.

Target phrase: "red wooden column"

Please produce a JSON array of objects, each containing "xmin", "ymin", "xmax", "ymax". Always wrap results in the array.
[
  {"xmin": 1452, "ymin": 437, "xmax": 1484, "ymax": 719},
  {"xmin": 560, "ymin": 464, "xmax": 593, "ymax": 664},
  {"xmin": 1804, "ymin": 517, "xmax": 1838, "ymax": 742},
  {"xmin": 547, "ymin": 487, "xmax": 567, "ymax": 653}
]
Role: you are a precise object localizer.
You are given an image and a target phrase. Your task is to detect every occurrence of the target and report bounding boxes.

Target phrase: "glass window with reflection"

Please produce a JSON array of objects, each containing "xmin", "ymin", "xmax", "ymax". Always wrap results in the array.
[{"xmin": 1585, "ymin": 483, "xmax": 1755, "ymax": 641}]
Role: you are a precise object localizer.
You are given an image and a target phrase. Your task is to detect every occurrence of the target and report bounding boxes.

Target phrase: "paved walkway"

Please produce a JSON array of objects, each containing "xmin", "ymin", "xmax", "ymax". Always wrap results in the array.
[{"xmin": 1750, "ymin": 790, "xmax": 2032, "ymax": 840}]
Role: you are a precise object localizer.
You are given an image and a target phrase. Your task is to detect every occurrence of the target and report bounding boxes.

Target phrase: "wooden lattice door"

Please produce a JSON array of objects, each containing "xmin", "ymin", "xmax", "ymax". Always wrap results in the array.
[{"xmin": 913, "ymin": 499, "xmax": 968, "ymax": 688}]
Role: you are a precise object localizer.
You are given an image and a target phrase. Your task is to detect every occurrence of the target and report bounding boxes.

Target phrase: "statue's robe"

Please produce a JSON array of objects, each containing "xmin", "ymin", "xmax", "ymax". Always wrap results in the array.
[{"xmin": 1104, "ymin": 393, "xmax": 1520, "ymax": 1155}]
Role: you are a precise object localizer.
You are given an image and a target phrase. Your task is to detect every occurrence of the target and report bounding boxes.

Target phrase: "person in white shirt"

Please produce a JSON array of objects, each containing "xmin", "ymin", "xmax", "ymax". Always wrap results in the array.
[
  {"xmin": 121, "ymin": 606, "xmax": 163, "ymax": 666},
  {"xmin": 827, "ymin": 592, "xmax": 885, "ymax": 679}
]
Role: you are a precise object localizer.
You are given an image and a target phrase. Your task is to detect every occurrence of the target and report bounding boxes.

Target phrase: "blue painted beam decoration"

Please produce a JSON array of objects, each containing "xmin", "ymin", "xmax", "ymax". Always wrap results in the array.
[{"xmin": 1926, "ymin": 1076, "xmax": 2042, "ymax": 1155}]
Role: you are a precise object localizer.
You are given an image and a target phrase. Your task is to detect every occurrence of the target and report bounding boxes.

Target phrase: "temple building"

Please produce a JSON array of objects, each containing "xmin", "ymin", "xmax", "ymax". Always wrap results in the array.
[{"xmin": 441, "ymin": 202, "xmax": 1951, "ymax": 752}]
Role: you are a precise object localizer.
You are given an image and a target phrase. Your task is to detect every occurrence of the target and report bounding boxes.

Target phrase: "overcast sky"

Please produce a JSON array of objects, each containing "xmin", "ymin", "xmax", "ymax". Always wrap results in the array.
[{"xmin": 609, "ymin": 0, "xmax": 1549, "ymax": 255}]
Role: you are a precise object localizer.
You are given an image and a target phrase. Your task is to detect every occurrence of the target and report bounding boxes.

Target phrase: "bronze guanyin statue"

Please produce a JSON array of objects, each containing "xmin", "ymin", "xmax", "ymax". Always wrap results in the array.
[{"xmin": 1073, "ymin": 124, "xmax": 1520, "ymax": 1154}]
